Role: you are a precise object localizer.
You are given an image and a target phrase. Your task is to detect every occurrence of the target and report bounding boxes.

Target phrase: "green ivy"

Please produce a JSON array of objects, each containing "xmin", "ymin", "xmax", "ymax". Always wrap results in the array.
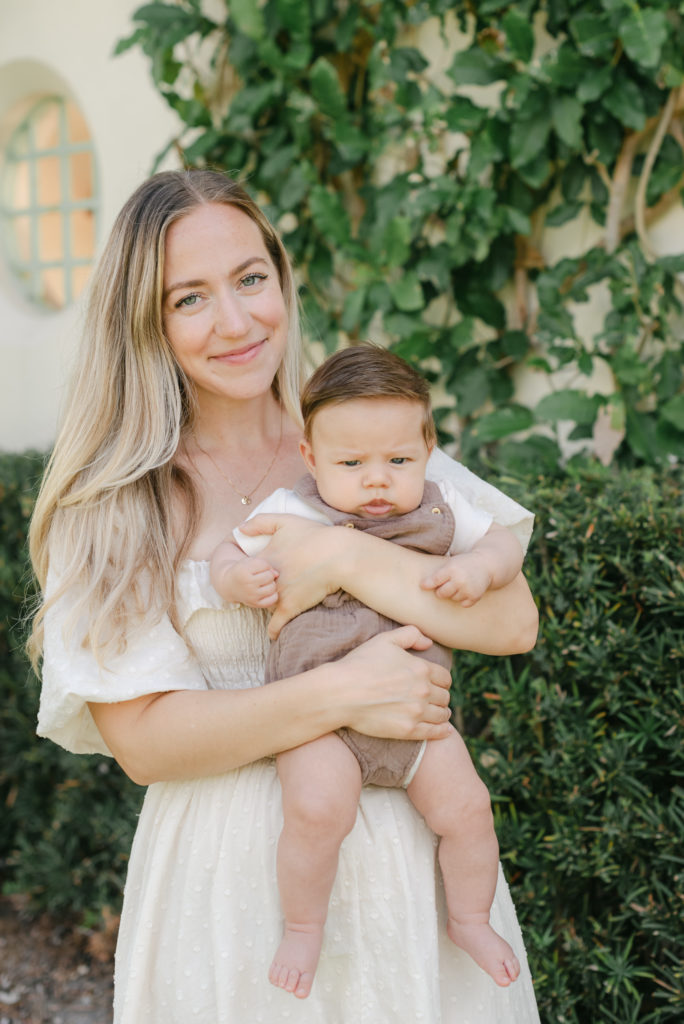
[{"xmin": 118, "ymin": 0, "xmax": 684, "ymax": 469}]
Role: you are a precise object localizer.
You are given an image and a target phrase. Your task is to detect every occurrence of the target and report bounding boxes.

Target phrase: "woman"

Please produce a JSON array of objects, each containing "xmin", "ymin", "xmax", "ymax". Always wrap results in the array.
[{"xmin": 29, "ymin": 169, "xmax": 540, "ymax": 1023}]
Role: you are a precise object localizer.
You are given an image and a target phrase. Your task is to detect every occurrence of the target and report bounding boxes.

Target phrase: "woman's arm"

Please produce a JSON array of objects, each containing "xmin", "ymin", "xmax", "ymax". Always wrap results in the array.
[
  {"xmin": 239, "ymin": 515, "xmax": 538, "ymax": 653},
  {"xmin": 88, "ymin": 626, "xmax": 452, "ymax": 786}
]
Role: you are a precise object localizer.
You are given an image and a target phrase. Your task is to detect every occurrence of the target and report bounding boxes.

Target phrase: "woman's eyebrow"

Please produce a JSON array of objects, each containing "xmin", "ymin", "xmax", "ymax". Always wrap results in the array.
[{"xmin": 164, "ymin": 257, "xmax": 269, "ymax": 299}]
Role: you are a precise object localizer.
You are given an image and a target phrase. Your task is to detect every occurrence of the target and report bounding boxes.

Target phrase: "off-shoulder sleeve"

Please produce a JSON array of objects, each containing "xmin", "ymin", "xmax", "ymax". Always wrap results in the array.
[
  {"xmin": 426, "ymin": 448, "xmax": 534, "ymax": 555},
  {"xmin": 37, "ymin": 570, "xmax": 207, "ymax": 757}
]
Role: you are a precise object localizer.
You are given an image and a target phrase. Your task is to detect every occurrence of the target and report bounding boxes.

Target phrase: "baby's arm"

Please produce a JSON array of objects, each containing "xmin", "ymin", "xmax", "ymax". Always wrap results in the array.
[
  {"xmin": 421, "ymin": 523, "xmax": 524, "ymax": 607},
  {"xmin": 210, "ymin": 539, "xmax": 279, "ymax": 608}
]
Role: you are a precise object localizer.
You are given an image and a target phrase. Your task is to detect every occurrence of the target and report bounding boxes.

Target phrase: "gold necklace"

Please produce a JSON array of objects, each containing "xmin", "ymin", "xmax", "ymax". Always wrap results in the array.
[{"xmin": 194, "ymin": 407, "xmax": 283, "ymax": 505}]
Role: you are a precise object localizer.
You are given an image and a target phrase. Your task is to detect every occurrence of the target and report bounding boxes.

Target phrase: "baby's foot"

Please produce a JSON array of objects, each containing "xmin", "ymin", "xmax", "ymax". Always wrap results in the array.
[
  {"xmin": 447, "ymin": 918, "xmax": 520, "ymax": 987},
  {"xmin": 268, "ymin": 923, "xmax": 325, "ymax": 999}
]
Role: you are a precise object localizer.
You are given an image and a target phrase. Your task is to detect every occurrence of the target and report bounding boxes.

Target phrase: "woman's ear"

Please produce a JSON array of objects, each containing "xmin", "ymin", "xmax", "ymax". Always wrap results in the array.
[{"xmin": 299, "ymin": 438, "xmax": 316, "ymax": 476}]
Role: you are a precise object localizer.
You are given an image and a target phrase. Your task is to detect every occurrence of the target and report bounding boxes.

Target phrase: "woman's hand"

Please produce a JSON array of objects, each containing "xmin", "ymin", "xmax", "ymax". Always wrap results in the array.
[
  {"xmin": 331, "ymin": 626, "xmax": 452, "ymax": 742},
  {"xmin": 237, "ymin": 514, "xmax": 347, "ymax": 638}
]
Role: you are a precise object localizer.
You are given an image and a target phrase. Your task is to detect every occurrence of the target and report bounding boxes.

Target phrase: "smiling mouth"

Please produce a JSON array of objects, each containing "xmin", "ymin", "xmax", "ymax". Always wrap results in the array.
[{"xmin": 213, "ymin": 340, "xmax": 265, "ymax": 363}]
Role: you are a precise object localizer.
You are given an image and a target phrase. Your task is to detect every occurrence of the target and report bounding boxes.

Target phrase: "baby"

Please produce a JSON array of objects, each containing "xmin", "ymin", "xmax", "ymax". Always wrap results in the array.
[{"xmin": 211, "ymin": 344, "xmax": 525, "ymax": 999}]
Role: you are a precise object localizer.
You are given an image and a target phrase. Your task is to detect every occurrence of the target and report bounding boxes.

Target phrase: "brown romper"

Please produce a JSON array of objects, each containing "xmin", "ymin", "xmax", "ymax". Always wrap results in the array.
[{"xmin": 264, "ymin": 476, "xmax": 455, "ymax": 787}]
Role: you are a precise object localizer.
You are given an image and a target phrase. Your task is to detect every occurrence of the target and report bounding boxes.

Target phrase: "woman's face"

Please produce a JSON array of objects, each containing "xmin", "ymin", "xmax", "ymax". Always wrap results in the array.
[{"xmin": 162, "ymin": 202, "xmax": 288, "ymax": 406}]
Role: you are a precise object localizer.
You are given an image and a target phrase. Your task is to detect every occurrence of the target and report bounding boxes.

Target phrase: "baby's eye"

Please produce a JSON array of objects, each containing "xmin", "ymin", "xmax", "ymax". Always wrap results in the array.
[
  {"xmin": 176, "ymin": 292, "xmax": 201, "ymax": 309},
  {"xmin": 390, "ymin": 457, "xmax": 409, "ymax": 465},
  {"xmin": 240, "ymin": 272, "xmax": 267, "ymax": 288},
  {"xmin": 341, "ymin": 459, "xmax": 361, "ymax": 467}
]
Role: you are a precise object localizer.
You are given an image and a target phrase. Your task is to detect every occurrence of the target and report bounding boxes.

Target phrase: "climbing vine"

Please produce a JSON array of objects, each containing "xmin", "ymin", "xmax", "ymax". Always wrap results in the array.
[{"xmin": 117, "ymin": 0, "xmax": 684, "ymax": 468}]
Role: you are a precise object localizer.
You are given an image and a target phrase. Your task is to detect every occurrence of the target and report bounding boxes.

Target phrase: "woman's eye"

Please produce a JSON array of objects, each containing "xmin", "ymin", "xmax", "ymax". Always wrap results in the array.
[
  {"xmin": 176, "ymin": 293, "xmax": 201, "ymax": 309},
  {"xmin": 241, "ymin": 272, "xmax": 267, "ymax": 288}
]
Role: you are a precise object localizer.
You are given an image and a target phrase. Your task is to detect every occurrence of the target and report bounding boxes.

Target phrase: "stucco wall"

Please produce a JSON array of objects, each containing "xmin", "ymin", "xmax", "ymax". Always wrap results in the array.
[{"xmin": 0, "ymin": 0, "xmax": 181, "ymax": 452}]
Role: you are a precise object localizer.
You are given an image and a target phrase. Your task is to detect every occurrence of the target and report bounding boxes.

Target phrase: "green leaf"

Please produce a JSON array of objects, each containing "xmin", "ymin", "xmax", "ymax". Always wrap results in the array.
[
  {"xmin": 576, "ymin": 65, "xmax": 613, "ymax": 103},
  {"xmin": 384, "ymin": 312, "xmax": 424, "ymax": 338},
  {"xmin": 561, "ymin": 159, "xmax": 587, "ymax": 202},
  {"xmin": 389, "ymin": 271, "xmax": 424, "ymax": 311},
  {"xmin": 181, "ymin": 129, "xmax": 222, "ymax": 162},
  {"xmin": 133, "ymin": 3, "xmax": 189, "ymax": 27},
  {"xmin": 449, "ymin": 47, "xmax": 505, "ymax": 86},
  {"xmin": 471, "ymin": 405, "xmax": 535, "ymax": 441},
  {"xmin": 619, "ymin": 8, "xmax": 669, "ymax": 69},
  {"xmin": 382, "ymin": 217, "xmax": 412, "ymax": 268},
  {"xmin": 545, "ymin": 200, "xmax": 583, "ymax": 228},
  {"xmin": 603, "ymin": 79, "xmax": 646, "ymax": 131},
  {"xmin": 625, "ymin": 408, "xmax": 666, "ymax": 462},
  {"xmin": 309, "ymin": 186, "xmax": 350, "ymax": 246},
  {"xmin": 341, "ymin": 286, "xmax": 367, "ymax": 332},
  {"xmin": 510, "ymin": 111, "xmax": 551, "ymax": 169},
  {"xmin": 545, "ymin": 42, "xmax": 587, "ymax": 86},
  {"xmin": 449, "ymin": 317, "xmax": 477, "ymax": 351},
  {"xmin": 445, "ymin": 97, "xmax": 487, "ymax": 132},
  {"xmin": 333, "ymin": 122, "xmax": 368, "ymax": 164},
  {"xmin": 452, "ymin": 366, "xmax": 491, "ymax": 416},
  {"xmin": 275, "ymin": 0, "xmax": 311, "ymax": 35},
  {"xmin": 502, "ymin": 206, "xmax": 532, "ymax": 235},
  {"xmin": 416, "ymin": 254, "xmax": 450, "ymax": 291},
  {"xmin": 516, "ymin": 154, "xmax": 552, "ymax": 188},
  {"xmin": 389, "ymin": 47, "xmax": 429, "ymax": 79},
  {"xmin": 229, "ymin": 0, "xmax": 265, "ymax": 39},
  {"xmin": 501, "ymin": 330, "xmax": 530, "ymax": 359},
  {"xmin": 661, "ymin": 394, "xmax": 684, "ymax": 432},
  {"xmin": 535, "ymin": 389, "xmax": 601, "ymax": 424},
  {"xmin": 502, "ymin": 9, "xmax": 534, "ymax": 63},
  {"xmin": 657, "ymin": 253, "xmax": 684, "ymax": 274},
  {"xmin": 310, "ymin": 57, "xmax": 346, "ymax": 119},
  {"xmin": 113, "ymin": 27, "xmax": 147, "ymax": 56},
  {"xmin": 552, "ymin": 95, "xmax": 584, "ymax": 149},
  {"xmin": 570, "ymin": 14, "xmax": 616, "ymax": 60}
]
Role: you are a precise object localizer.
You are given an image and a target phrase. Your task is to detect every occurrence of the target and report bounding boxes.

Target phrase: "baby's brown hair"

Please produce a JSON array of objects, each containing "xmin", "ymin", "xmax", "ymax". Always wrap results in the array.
[{"xmin": 301, "ymin": 343, "xmax": 436, "ymax": 447}]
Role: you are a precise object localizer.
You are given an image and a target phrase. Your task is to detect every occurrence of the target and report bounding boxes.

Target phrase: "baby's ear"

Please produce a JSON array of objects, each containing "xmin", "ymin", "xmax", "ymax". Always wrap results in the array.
[{"xmin": 299, "ymin": 438, "xmax": 316, "ymax": 474}]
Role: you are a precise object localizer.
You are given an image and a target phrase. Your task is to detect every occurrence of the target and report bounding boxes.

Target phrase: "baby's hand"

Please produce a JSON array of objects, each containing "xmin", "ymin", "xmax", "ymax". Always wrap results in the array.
[
  {"xmin": 223, "ymin": 557, "xmax": 279, "ymax": 608},
  {"xmin": 420, "ymin": 553, "xmax": 492, "ymax": 607}
]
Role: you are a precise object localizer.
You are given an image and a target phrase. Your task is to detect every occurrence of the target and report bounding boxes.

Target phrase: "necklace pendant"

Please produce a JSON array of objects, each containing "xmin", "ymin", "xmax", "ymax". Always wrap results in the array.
[{"xmin": 241, "ymin": 496, "xmax": 251, "ymax": 505}]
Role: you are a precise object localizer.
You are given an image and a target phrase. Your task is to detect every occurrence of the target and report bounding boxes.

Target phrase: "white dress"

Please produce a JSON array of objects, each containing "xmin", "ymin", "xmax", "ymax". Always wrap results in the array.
[{"xmin": 37, "ymin": 451, "xmax": 540, "ymax": 1024}]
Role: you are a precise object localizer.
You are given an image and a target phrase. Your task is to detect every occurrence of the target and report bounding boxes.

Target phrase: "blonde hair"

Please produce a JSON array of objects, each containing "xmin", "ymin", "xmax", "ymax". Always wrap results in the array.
[{"xmin": 28, "ymin": 169, "xmax": 303, "ymax": 667}]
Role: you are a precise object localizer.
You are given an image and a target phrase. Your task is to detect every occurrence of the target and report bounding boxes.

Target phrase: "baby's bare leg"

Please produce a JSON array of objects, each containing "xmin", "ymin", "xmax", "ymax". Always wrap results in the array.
[
  {"xmin": 406, "ymin": 725, "xmax": 520, "ymax": 987},
  {"xmin": 271, "ymin": 733, "xmax": 362, "ymax": 999}
]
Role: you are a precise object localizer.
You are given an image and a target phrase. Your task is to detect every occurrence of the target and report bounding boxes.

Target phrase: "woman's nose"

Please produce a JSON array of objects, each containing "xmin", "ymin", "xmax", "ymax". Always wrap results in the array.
[{"xmin": 215, "ymin": 291, "xmax": 251, "ymax": 338}]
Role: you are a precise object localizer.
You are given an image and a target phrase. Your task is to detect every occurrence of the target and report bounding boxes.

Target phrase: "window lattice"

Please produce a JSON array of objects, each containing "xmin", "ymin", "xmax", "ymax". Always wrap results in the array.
[{"xmin": 1, "ymin": 95, "xmax": 98, "ymax": 310}]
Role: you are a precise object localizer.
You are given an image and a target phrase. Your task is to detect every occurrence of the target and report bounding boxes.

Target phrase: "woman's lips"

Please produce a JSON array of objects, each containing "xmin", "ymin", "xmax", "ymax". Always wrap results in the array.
[{"xmin": 212, "ymin": 339, "xmax": 265, "ymax": 364}]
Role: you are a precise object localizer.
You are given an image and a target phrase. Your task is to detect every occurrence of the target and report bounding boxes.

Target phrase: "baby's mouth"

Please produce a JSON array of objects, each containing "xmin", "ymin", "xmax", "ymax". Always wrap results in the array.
[{"xmin": 360, "ymin": 500, "xmax": 393, "ymax": 516}]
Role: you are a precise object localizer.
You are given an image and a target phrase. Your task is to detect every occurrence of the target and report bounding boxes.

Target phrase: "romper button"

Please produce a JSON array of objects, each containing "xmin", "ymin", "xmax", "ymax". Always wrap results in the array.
[
  {"xmin": 345, "ymin": 522, "xmax": 355, "ymax": 528},
  {"xmin": 431, "ymin": 507, "xmax": 441, "ymax": 515}
]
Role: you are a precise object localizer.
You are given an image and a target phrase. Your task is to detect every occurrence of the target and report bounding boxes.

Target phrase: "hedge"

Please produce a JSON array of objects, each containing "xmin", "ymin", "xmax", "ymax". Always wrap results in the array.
[
  {"xmin": 453, "ymin": 459, "xmax": 683, "ymax": 1022},
  {"xmin": 1, "ymin": 451, "xmax": 682, "ymax": 1021},
  {"xmin": 0, "ymin": 452, "xmax": 143, "ymax": 921}
]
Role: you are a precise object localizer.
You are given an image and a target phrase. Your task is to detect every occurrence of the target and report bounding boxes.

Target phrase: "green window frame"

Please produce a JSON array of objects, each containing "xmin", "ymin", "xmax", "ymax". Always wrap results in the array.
[{"xmin": 1, "ymin": 95, "xmax": 98, "ymax": 310}]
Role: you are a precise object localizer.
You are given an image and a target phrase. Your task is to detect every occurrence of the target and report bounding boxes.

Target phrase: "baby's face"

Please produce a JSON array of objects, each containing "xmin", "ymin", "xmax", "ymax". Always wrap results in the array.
[{"xmin": 300, "ymin": 397, "xmax": 432, "ymax": 519}]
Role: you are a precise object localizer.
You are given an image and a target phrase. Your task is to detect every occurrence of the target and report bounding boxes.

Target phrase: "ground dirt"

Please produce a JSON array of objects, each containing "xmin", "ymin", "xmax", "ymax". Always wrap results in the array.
[{"xmin": 0, "ymin": 895, "xmax": 115, "ymax": 1024}]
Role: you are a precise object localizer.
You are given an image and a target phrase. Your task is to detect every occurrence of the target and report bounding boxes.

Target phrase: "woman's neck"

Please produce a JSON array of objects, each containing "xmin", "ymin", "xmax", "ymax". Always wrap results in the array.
[{"xmin": 190, "ymin": 390, "xmax": 282, "ymax": 456}]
